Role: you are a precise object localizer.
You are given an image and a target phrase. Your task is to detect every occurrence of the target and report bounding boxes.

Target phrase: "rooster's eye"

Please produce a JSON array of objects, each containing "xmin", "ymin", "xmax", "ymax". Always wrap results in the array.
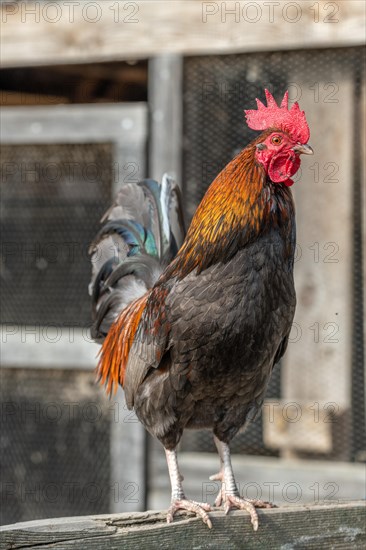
[{"xmin": 271, "ymin": 136, "xmax": 282, "ymax": 145}]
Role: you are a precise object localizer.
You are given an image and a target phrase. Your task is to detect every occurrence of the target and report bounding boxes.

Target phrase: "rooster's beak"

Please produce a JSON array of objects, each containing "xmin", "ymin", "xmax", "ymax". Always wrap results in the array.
[{"xmin": 293, "ymin": 143, "xmax": 314, "ymax": 155}]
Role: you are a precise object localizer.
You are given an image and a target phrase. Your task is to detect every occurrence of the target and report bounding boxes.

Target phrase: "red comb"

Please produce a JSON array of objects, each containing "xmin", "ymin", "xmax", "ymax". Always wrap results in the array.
[{"xmin": 244, "ymin": 89, "xmax": 310, "ymax": 143}]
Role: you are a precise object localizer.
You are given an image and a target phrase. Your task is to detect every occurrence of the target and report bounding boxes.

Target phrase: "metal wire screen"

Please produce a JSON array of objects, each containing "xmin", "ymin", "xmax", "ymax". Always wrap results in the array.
[
  {"xmin": 0, "ymin": 142, "xmax": 113, "ymax": 326},
  {"xmin": 181, "ymin": 47, "xmax": 365, "ymax": 459},
  {"xmin": 0, "ymin": 368, "xmax": 111, "ymax": 526}
]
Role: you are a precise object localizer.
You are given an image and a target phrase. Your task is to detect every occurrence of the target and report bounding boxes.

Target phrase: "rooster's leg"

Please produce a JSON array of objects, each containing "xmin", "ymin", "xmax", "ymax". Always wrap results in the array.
[
  {"xmin": 165, "ymin": 448, "xmax": 212, "ymax": 528},
  {"xmin": 210, "ymin": 436, "xmax": 273, "ymax": 531}
]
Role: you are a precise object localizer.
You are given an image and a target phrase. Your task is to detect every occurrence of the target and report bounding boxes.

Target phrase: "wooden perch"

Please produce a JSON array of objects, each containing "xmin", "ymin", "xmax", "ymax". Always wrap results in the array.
[{"xmin": 1, "ymin": 501, "xmax": 365, "ymax": 549}]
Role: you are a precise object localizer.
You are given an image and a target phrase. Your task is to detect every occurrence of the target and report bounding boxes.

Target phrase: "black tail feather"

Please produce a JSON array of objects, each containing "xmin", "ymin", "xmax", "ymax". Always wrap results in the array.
[{"xmin": 89, "ymin": 175, "xmax": 185, "ymax": 343}]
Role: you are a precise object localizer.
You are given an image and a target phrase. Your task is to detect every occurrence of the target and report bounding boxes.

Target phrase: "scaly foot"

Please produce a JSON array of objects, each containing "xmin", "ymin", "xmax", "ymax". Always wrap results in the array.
[
  {"xmin": 167, "ymin": 498, "xmax": 212, "ymax": 528},
  {"xmin": 209, "ymin": 471, "xmax": 274, "ymax": 531}
]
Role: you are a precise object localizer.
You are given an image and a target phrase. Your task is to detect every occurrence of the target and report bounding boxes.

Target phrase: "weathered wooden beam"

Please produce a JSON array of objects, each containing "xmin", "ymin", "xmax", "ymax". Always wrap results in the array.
[
  {"xmin": 1, "ymin": 502, "xmax": 365, "ymax": 549},
  {"xmin": 1, "ymin": 1, "xmax": 365, "ymax": 68},
  {"xmin": 0, "ymin": 90, "xmax": 69, "ymax": 106}
]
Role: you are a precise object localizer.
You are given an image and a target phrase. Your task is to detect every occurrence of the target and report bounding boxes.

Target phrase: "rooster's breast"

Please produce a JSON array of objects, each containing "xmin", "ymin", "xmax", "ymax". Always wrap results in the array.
[{"xmin": 167, "ymin": 230, "xmax": 296, "ymax": 404}]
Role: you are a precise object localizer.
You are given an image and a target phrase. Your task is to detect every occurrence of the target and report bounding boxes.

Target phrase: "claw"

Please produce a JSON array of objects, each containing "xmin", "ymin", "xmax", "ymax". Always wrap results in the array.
[
  {"xmin": 225, "ymin": 494, "xmax": 259, "ymax": 531},
  {"xmin": 209, "ymin": 470, "xmax": 275, "ymax": 531},
  {"xmin": 167, "ymin": 498, "xmax": 212, "ymax": 529},
  {"xmin": 214, "ymin": 489, "xmax": 223, "ymax": 507},
  {"xmin": 209, "ymin": 471, "xmax": 224, "ymax": 506},
  {"xmin": 247, "ymin": 498, "xmax": 276, "ymax": 509}
]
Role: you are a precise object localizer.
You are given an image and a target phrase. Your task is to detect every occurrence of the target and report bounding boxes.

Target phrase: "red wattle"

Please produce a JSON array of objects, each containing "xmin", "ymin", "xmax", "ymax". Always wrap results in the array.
[{"xmin": 268, "ymin": 152, "xmax": 301, "ymax": 185}]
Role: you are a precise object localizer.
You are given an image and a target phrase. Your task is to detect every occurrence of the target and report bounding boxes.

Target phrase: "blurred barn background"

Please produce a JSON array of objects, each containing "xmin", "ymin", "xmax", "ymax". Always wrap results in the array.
[{"xmin": 0, "ymin": 0, "xmax": 365, "ymax": 526}]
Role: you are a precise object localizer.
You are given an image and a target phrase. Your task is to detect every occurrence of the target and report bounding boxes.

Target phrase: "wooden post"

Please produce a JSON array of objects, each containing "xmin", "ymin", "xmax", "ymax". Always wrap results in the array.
[
  {"xmin": 148, "ymin": 54, "xmax": 183, "ymax": 185},
  {"xmin": 356, "ymin": 69, "xmax": 366, "ymax": 461},
  {"xmin": 109, "ymin": 390, "xmax": 147, "ymax": 513}
]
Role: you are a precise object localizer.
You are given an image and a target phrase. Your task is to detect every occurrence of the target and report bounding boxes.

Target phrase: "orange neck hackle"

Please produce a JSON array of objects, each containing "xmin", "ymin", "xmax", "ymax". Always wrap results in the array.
[{"xmin": 163, "ymin": 132, "xmax": 293, "ymax": 280}]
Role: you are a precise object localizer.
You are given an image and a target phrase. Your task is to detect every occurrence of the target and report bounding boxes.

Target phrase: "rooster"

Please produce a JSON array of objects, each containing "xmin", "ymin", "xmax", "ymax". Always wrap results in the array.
[{"xmin": 89, "ymin": 89, "xmax": 313, "ymax": 530}]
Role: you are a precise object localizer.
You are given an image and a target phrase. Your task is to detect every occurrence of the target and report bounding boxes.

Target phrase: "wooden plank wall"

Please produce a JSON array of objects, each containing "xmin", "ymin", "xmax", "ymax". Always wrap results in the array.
[{"xmin": 1, "ymin": 1, "xmax": 365, "ymax": 67}]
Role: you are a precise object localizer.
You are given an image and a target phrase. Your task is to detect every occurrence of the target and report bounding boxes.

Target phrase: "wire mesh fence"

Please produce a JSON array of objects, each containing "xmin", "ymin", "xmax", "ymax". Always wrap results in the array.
[
  {"xmin": 0, "ymin": 142, "xmax": 113, "ymax": 326},
  {"xmin": 1, "ymin": 368, "xmax": 112, "ymax": 526}
]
